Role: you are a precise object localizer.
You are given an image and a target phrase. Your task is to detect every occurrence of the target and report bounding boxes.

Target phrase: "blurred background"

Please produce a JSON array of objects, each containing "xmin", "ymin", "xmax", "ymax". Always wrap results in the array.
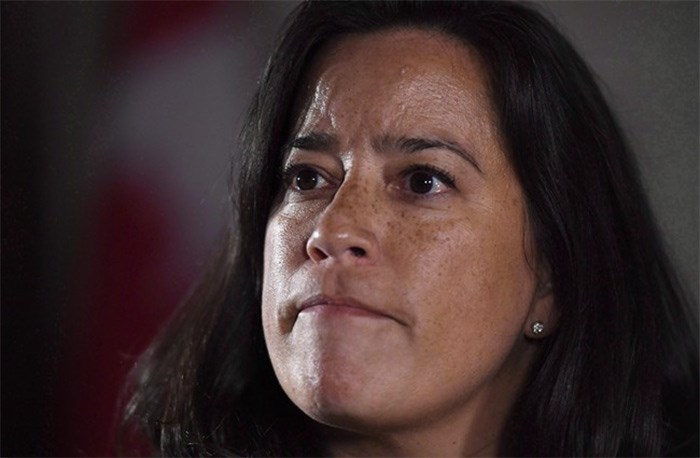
[{"xmin": 2, "ymin": 2, "xmax": 697, "ymax": 456}]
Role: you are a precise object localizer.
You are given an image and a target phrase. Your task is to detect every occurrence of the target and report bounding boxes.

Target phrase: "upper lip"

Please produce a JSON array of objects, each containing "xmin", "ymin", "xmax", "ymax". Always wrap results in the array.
[{"xmin": 298, "ymin": 294, "xmax": 398, "ymax": 322}]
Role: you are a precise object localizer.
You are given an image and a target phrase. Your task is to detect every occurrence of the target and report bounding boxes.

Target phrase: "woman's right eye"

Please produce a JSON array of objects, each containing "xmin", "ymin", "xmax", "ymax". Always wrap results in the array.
[
  {"xmin": 294, "ymin": 168, "xmax": 321, "ymax": 190},
  {"xmin": 282, "ymin": 165, "xmax": 331, "ymax": 192}
]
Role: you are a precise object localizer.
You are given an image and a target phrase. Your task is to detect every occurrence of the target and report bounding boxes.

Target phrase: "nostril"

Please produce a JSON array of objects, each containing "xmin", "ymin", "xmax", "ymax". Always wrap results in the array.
[
  {"xmin": 349, "ymin": 247, "xmax": 366, "ymax": 257},
  {"xmin": 310, "ymin": 247, "xmax": 328, "ymax": 261}
]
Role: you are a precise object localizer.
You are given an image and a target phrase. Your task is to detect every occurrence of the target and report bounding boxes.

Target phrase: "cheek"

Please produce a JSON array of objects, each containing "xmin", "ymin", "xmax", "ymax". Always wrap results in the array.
[
  {"xmin": 398, "ymin": 219, "xmax": 533, "ymax": 401},
  {"xmin": 396, "ymin": 208, "xmax": 534, "ymax": 345},
  {"xmin": 263, "ymin": 213, "xmax": 304, "ymax": 331},
  {"xmin": 262, "ymin": 214, "xmax": 306, "ymax": 391},
  {"xmin": 264, "ymin": 209, "xmax": 314, "ymax": 278}
]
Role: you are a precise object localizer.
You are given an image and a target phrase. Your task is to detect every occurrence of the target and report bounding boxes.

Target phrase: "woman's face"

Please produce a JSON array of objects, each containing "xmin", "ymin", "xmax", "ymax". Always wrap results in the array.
[{"xmin": 262, "ymin": 29, "xmax": 553, "ymax": 446}]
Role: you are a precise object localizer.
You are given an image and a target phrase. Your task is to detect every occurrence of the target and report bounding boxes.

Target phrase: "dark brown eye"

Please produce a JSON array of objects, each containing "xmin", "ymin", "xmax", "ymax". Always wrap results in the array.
[
  {"xmin": 409, "ymin": 171, "xmax": 435, "ymax": 194},
  {"xmin": 401, "ymin": 164, "xmax": 456, "ymax": 198},
  {"xmin": 294, "ymin": 168, "xmax": 319, "ymax": 191}
]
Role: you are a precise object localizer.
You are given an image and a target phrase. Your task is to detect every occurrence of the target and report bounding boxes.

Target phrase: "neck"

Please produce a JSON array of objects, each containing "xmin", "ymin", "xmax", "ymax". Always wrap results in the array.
[
  {"xmin": 321, "ymin": 379, "xmax": 518, "ymax": 456},
  {"xmin": 322, "ymin": 417, "xmax": 500, "ymax": 457}
]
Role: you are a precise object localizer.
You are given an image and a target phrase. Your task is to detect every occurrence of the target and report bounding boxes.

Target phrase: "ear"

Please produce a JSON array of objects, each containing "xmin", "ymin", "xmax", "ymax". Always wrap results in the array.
[{"xmin": 524, "ymin": 279, "xmax": 558, "ymax": 339}]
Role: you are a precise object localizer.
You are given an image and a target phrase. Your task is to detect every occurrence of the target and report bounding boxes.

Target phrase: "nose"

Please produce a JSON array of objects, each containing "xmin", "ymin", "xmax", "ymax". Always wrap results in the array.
[{"xmin": 305, "ymin": 186, "xmax": 380, "ymax": 265}]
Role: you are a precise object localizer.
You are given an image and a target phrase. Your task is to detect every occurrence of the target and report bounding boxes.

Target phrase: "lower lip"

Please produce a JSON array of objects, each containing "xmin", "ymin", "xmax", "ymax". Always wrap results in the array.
[{"xmin": 299, "ymin": 304, "xmax": 390, "ymax": 319}]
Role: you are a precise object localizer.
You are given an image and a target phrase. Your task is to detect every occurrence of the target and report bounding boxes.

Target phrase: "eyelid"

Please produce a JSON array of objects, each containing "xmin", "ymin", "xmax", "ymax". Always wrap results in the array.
[
  {"xmin": 401, "ymin": 164, "xmax": 457, "ymax": 190},
  {"xmin": 280, "ymin": 161, "xmax": 457, "ymax": 200},
  {"xmin": 281, "ymin": 147, "xmax": 341, "ymax": 180},
  {"xmin": 388, "ymin": 164, "xmax": 458, "ymax": 203},
  {"xmin": 281, "ymin": 162, "xmax": 335, "ymax": 191}
]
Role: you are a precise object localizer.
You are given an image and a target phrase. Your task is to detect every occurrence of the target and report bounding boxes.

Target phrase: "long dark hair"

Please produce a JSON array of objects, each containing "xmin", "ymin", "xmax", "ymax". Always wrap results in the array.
[{"xmin": 120, "ymin": 2, "xmax": 698, "ymax": 456}]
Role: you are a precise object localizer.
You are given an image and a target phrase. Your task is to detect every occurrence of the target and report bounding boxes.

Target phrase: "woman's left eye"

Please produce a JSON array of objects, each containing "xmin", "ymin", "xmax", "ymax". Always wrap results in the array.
[{"xmin": 402, "ymin": 165, "xmax": 456, "ymax": 196}]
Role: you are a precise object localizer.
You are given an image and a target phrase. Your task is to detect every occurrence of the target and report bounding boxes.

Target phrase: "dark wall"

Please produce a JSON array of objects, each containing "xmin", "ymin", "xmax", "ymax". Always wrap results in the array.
[{"xmin": 540, "ymin": 0, "xmax": 698, "ymax": 301}]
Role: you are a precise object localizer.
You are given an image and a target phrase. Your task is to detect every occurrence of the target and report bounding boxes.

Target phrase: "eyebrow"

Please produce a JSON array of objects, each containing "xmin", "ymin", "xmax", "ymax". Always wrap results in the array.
[
  {"xmin": 379, "ymin": 135, "xmax": 483, "ymax": 174},
  {"xmin": 283, "ymin": 132, "xmax": 337, "ymax": 154},
  {"xmin": 284, "ymin": 132, "xmax": 483, "ymax": 175}
]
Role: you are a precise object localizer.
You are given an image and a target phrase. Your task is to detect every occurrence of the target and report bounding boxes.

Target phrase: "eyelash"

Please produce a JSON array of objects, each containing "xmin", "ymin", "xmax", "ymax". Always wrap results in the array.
[
  {"xmin": 401, "ymin": 163, "xmax": 457, "ymax": 190},
  {"xmin": 281, "ymin": 163, "xmax": 330, "ymax": 189},
  {"xmin": 280, "ymin": 162, "xmax": 457, "ymax": 196}
]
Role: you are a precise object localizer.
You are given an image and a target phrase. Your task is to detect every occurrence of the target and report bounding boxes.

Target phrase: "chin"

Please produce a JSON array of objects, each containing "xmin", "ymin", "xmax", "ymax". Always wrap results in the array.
[
  {"xmin": 303, "ymin": 397, "xmax": 388, "ymax": 435},
  {"xmin": 269, "ymin": 315, "xmax": 414, "ymax": 430},
  {"xmin": 285, "ymin": 363, "xmax": 397, "ymax": 433}
]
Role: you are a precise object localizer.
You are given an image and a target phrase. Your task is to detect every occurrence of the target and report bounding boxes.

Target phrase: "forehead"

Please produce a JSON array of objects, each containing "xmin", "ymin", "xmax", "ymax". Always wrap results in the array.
[
  {"xmin": 293, "ymin": 28, "xmax": 497, "ymax": 144},
  {"xmin": 308, "ymin": 28, "xmax": 488, "ymax": 87},
  {"xmin": 290, "ymin": 28, "xmax": 502, "ymax": 171}
]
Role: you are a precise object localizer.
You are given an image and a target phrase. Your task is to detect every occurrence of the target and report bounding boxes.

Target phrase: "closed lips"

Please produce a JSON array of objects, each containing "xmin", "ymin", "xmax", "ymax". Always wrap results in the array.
[{"xmin": 299, "ymin": 295, "xmax": 395, "ymax": 320}]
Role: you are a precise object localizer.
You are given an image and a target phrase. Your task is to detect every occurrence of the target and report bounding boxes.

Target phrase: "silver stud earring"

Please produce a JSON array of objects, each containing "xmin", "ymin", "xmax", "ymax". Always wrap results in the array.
[{"xmin": 532, "ymin": 321, "xmax": 545, "ymax": 335}]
